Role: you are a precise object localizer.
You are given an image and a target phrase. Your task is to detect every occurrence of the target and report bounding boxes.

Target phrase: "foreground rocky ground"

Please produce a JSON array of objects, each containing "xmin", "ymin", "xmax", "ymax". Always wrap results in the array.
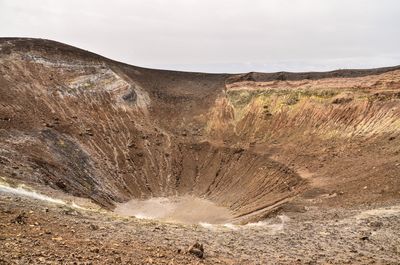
[{"xmin": 1, "ymin": 190, "xmax": 399, "ymax": 264}]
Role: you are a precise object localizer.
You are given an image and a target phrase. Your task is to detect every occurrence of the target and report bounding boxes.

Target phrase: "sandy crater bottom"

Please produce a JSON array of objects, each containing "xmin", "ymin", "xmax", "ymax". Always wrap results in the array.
[{"xmin": 114, "ymin": 196, "xmax": 234, "ymax": 224}]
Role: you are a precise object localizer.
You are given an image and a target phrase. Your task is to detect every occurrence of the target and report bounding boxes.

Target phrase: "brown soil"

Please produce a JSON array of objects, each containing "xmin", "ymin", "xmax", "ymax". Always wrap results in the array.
[{"xmin": 0, "ymin": 38, "xmax": 400, "ymax": 264}]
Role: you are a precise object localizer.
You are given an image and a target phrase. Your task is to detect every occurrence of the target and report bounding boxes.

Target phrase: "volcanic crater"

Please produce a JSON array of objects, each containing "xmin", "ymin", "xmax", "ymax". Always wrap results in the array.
[
  {"xmin": 1, "ymin": 38, "xmax": 400, "ymax": 223},
  {"xmin": 1, "ymin": 38, "xmax": 400, "ymax": 264}
]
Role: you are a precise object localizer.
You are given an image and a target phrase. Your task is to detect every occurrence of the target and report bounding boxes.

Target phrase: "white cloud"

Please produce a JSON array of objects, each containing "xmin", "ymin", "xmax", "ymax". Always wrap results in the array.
[{"xmin": 0, "ymin": 0, "xmax": 399, "ymax": 73}]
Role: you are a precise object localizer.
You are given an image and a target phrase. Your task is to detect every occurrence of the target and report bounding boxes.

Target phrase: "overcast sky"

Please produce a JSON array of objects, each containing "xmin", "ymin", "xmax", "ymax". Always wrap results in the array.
[{"xmin": 1, "ymin": 0, "xmax": 399, "ymax": 73}]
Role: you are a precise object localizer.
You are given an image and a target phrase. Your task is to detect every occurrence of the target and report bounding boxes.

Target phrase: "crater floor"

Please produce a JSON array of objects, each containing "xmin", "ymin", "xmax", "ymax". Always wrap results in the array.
[{"xmin": 114, "ymin": 196, "xmax": 233, "ymax": 224}]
